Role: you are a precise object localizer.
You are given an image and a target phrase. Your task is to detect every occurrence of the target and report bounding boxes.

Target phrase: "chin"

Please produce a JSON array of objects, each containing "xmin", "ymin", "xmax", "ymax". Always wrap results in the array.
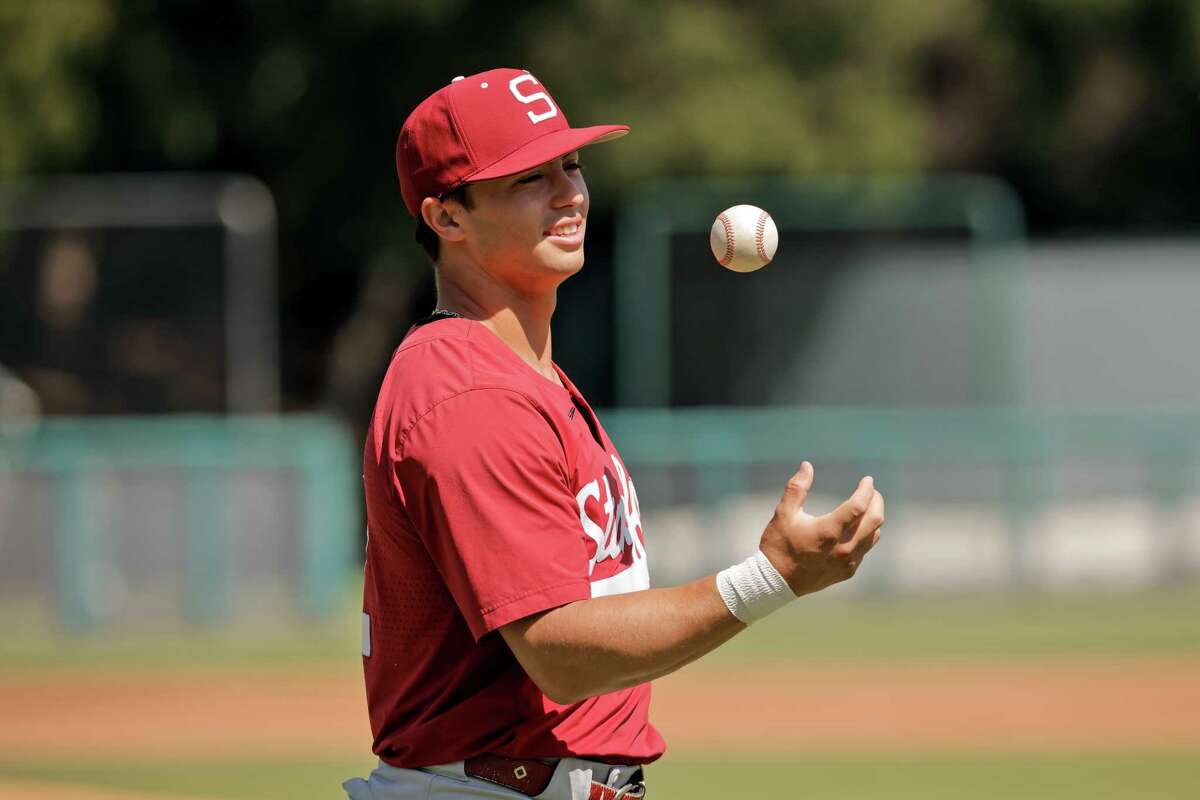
[
  {"xmin": 538, "ymin": 246, "xmax": 586, "ymax": 278},
  {"xmin": 561, "ymin": 250, "xmax": 586, "ymax": 273}
]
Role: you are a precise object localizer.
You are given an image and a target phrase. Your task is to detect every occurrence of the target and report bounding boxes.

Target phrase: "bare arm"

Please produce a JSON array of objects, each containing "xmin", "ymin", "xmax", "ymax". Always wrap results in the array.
[
  {"xmin": 501, "ymin": 575, "xmax": 742, "ymax": 704},
  {"xmin": 500, "ymin": 462, "xmax": 884, "ymax": 704}
]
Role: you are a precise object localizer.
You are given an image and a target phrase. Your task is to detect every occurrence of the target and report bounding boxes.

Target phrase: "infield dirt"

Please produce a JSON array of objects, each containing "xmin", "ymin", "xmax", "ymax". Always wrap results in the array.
[{"xmin": 2, "ymin": 658, "xmax": 1197, "ymax": 759}]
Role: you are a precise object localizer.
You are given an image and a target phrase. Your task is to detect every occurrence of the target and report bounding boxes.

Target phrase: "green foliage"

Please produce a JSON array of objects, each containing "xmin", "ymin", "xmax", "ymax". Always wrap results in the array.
[
  {"xmin": 1, "ymin": 0, "xmax": 1197, "ymax": 406},
  {"xmin": 3, "ymin": 0, "xmax": 1197, "ymax": 216},
  {"xmin": 529, "ymin": 1, "xmax": 998, "ymax": 184},
  {"xmin": 0, "ymin": 0, "xmax": 112, "ymax": 175}
]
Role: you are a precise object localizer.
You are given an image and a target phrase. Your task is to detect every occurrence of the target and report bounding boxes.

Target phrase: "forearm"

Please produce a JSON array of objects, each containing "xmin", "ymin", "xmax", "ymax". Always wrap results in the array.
[
  {"xmin": 502, "ymin": 468, "xmax": 885, "ymax": 704},
  {"xmin": 501, "ymin": 575, "xmax": 744, "ymax": 704}
]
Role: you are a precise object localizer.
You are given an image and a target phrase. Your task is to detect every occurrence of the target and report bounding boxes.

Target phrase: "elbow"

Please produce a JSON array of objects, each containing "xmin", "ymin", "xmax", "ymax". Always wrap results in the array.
[
  {"xmin": 499, "ymin": 610, "xmax": 623, "ymax": 704},
  {"xmin": 527, "ymin": 667, "xmax": 594, "ymax": 705},
  {"xmin": 542, "ymin": 684, "xmax": 587, "ymax": 706},
  {"xmin": 520, "ymin": 652, "xmax": 613, "ymax": 704}
]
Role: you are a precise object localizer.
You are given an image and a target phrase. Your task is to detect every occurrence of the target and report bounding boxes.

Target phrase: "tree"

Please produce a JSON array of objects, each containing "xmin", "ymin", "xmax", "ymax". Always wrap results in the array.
[{"xmin": 0, "ymin": 1, "xmax": 112, "ymax": 176}]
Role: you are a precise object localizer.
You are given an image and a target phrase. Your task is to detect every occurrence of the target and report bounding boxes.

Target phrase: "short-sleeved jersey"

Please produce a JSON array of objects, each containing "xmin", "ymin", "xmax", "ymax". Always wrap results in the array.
[{"xmin": 360, "ymin": 316, "xmax": 664, "ymax": 768}]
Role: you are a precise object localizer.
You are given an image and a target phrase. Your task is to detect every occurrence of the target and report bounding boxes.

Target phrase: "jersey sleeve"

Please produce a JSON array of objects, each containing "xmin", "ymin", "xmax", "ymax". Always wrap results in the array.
[{"xmin": 394, "ymin": 388, "xmax": 592, "ymax": 640}]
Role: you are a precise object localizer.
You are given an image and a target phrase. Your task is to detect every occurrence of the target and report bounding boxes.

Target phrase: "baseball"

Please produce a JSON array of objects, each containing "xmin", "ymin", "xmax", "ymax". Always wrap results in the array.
[{"xmin": 709, "ymin": 204, "xmax": 778, "ymax": 272}]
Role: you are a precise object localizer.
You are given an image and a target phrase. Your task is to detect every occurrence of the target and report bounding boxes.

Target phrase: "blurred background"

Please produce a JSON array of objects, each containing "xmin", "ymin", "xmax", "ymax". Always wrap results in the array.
[{"xmin": 1, "ymin": 1, "xmax": 1198, "ymax": 798}]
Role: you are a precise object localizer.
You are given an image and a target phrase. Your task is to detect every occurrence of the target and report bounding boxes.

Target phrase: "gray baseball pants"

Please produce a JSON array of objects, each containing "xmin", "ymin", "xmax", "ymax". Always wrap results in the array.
[{"xmin": 343, "ymin": 758, "xmax": 645, "ymax": 800}]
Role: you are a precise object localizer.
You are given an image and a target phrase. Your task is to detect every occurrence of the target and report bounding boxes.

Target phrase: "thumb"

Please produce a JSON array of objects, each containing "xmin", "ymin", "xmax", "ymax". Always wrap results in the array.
[{"xmin": 778, "ymin": 461, "xmax": 814, "ymax": 513}]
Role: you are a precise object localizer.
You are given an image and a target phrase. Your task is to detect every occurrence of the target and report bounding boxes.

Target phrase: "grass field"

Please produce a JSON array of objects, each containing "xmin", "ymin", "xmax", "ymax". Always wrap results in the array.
[
  {"xmin": 6, "ymin": 585, "xmax": 1199, "ymax": 674},
  {"xmin": 2, "ymin": 586, "xmax": 1198, "ymax": 799},
  {"xmin": 2, "ymin": 753, "xmax": 1199, "ymax": 800}
]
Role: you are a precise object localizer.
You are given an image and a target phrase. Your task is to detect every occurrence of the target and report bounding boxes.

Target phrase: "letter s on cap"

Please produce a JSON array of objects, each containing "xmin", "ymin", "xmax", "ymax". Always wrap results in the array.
[{"xmin": 509, "ymin": 74, "xmax": 559, "ymax": 124}]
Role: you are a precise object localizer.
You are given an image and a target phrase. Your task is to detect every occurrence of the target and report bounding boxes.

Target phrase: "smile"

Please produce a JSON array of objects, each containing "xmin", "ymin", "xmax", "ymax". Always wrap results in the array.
[{"xmin": 545, "ymin": 216, "xmax": 584, "ymax": 237}]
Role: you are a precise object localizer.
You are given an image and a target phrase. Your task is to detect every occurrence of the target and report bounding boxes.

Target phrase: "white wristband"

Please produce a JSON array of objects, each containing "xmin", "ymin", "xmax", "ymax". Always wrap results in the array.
[{"xmin": 715, "ymin": 550, "xmax": 797, "ymax": 624}]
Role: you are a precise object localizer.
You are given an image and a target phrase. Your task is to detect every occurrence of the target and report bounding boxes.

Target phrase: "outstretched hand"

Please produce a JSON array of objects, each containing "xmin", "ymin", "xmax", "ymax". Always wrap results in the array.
[{"xmin": 758, "ymin": 461, "xmax": 884, "ymax": 597}]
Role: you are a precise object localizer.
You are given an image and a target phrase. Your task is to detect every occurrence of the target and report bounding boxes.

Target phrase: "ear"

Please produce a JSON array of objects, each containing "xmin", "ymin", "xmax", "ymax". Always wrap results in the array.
[{"xmin": 420, "ymin": 196, "xmax": 467, "ymax": 244}]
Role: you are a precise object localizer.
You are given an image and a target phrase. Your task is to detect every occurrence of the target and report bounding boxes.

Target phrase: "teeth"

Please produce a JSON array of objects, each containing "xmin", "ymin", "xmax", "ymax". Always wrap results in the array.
[{"xmin": 552, "ymin": 223, "xmax": 579, "ymax": 236}]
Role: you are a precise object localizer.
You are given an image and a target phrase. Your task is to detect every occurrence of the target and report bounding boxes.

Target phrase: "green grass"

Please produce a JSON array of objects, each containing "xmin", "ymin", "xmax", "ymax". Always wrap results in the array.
[
  {"xmin": 3, "ymin": 585, "xmax": 1198, "ymax": 677},
  {"xmin": 3, "ymin": 753, "xmax": 1198, "ymax": 800},
  {"xmin": 0, "ymin": 596, "xmax": 362, "ymax": 677},
  {"xmin": 705, "ymin": 585, "xmax": 1200, "ymax": 665},
  {"xmin": 3, "ymin": 587, "xmax": 1197, "ymax": 797},
  {"xmin": 0, "ymin": 621, "xmax": 360, "ymax": 677},
  {"xmin": 652, "ymin": 753, "xmax": 1200, "ymax": 800},
  {"xmin": 4, "ymin": 587, "xmax": 1197, "ymax": 799},
  {"xmin": 0, "ymin": 758, "xmax": 374, "ymax": 799}
]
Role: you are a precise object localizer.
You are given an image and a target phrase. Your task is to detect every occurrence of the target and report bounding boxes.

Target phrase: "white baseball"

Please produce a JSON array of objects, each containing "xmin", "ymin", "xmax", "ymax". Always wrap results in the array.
[{"xmin": 709, "ymin": 204, "xmax": 778, "ymax": 272}]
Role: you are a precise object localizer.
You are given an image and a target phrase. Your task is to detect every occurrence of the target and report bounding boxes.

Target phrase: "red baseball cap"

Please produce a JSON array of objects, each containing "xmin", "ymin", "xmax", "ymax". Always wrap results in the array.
[{"xmin": 396, "ymin": 68, "xmax": 629, "ymax": 216}]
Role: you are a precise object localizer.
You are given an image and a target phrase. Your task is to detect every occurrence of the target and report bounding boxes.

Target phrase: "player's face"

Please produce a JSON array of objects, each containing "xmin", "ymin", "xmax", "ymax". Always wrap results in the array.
[{"xmin": 456, "ymin": 152, "xmax": 589, "ymax": 291}]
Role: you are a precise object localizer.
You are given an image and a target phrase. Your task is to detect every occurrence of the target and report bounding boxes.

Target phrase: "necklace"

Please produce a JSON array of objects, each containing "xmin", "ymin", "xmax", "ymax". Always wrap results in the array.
[{"xmin": 415, "ymin": 308, "xmax": 464, "ymax": 326}]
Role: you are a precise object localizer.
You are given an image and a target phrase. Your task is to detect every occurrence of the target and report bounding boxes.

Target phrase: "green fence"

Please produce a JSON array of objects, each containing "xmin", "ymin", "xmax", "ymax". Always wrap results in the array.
[
  {"xmin": 614, "ymin": 175, "xmax": 1027, "ymax": 406},
  {"xmin": 603, "ymin": 405, "xmax": 1200, "ymax": 587},
  {"xmin": 0, "ymin": 414, "xmax": 358, "ymax": 631},
  {"xmin": 3, "ymin": 407, "xmax": 1196, "ymax": 631}
]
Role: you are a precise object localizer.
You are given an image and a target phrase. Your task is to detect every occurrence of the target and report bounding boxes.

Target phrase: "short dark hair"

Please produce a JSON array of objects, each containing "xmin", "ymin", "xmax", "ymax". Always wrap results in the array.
[{"xmin": 414, "ymin": 184, "xmax": 473, "ymax": 264}]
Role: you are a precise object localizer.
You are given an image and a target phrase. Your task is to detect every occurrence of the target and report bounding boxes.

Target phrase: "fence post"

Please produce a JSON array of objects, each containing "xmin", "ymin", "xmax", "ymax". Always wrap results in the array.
[
  {"xmin": 1146, "ymin": 454, "xmax": 1195, "ymax": 584},
  {"xmin": 184, "ymin": 456, "xmax": 232, "ymax": 625},
  {"xmin": 860, "ymin": 461, "xmax": 897, "ymax": 594},
  {"xmin": 298, "ymin": 420, "xmax": 358, "ymax": 617},
  {"xmin": 53, "ymin": 452, "xmax": 104, "ymax": 632}
]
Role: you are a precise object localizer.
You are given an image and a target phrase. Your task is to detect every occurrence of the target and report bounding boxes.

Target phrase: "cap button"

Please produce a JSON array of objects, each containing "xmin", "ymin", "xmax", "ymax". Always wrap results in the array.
[{"xmin": 451, "ymin": 75, "xmax": 465, "ymax": 82}]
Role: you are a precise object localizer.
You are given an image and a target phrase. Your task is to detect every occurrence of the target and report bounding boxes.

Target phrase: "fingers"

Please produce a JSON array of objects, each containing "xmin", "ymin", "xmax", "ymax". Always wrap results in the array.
[
  {"xmin": 835, "ymin": 489, "xmax": 885, "ymax": 558},
  {"xmin": 827, "ymin": 475, "xmax": 875, "ymax": 528},
  {"xmin": 847, "ymin": 525, "xmax": 883, "ymax": 572},
  {"xmin": 777, "ymin": 461, "xmax": 814, "ymax": 515}
]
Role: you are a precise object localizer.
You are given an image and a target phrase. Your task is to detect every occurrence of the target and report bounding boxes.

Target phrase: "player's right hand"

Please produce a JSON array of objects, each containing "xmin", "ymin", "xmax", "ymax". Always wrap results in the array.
[{"xmin": 758, "ymin": 461, "xmax": 884, "ymax": 597}]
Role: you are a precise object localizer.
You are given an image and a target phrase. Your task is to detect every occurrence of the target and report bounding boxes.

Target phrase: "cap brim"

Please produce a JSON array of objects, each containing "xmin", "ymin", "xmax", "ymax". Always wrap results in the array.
[{"xmin": 466, "ymin": 124, "xmax": 629, "ymax": 183}]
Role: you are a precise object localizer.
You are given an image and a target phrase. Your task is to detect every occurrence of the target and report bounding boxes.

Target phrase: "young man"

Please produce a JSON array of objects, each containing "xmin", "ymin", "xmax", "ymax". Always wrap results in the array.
[{"xmin": 344, "ymin": 68, "xmax": 884, "ymax": 800}]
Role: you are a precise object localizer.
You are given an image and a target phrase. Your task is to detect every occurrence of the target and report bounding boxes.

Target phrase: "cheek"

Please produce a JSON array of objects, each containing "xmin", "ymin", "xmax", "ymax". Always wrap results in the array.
[{"xmin": 471, "ymin": 207, "xmax": 538, "ymax": 260}]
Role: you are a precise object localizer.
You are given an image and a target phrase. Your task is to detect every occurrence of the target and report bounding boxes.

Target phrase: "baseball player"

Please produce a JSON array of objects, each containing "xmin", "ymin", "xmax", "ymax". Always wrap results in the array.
[{"xmin": 344, "ymin": 68, "xmax": 885, "ymax": 800}]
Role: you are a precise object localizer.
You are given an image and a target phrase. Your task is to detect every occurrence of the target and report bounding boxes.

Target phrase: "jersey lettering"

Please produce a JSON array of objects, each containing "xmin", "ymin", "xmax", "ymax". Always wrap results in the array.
[
  {"xmin": 509, "ymin": 74, "xmax": 559, "ymax": 124},
  {"xmin": 576, "ymin": 480, "xmax": 606, "ymax": 575},
  {"xmin": 609, "ymin": 454, "xmax": 645, "ymax": 561},
  {"xmin": 575, "ymin": 454, "xmax": 647, "ymax": 582}
]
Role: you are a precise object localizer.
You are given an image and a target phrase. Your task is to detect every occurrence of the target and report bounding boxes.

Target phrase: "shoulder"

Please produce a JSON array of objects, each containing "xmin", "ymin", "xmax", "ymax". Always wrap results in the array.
[{"xmin": 372, "ymin": 319, "xmax": 558, "ymax": 453}]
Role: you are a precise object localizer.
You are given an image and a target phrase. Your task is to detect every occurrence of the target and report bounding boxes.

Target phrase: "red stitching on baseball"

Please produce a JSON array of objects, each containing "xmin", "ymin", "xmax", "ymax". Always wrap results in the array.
[
  {"xmin": 755, "ymin": 210, "xmax": 771, "ymax": 264},
  {"xmin": 719, "ymin": 213, "xmax": 735, "ymax": 266}
]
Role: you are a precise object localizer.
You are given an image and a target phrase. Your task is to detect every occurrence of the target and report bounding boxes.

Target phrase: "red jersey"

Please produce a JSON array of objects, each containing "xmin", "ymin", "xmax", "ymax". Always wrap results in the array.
[{"xmin": 360, "ymin": 316, "xmax": 664, "ymax": 767}]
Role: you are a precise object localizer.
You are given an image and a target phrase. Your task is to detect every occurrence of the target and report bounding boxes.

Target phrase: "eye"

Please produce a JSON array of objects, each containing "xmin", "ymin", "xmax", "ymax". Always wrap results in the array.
[
  {"xmin": 516, "ymin": 171, "xmax": 543, "ymax": 185},
  {"xmin": 565, "ymin": 161, "xmax": 583, "ymax": 172}
]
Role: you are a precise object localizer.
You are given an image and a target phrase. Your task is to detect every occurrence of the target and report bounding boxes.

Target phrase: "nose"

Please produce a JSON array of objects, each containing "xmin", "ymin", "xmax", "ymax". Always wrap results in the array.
[{"xmin": 550, "ymin": 164, "xmax": 585, "ymax": 209}]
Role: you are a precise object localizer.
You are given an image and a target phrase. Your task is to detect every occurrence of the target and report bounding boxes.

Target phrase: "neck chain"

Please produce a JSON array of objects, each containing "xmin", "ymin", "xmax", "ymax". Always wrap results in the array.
[{"xmin": 415, "ymin": 308, "xmax": 465, "ymax": 326}]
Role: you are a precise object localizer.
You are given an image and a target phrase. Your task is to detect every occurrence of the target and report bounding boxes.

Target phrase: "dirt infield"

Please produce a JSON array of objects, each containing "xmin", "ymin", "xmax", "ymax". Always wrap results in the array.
[
  {"xmin": 655, "ymin": 659, "xmax": 1200, "ymax": 755},
  {"xmin": 3, "ymin": 657, "xmax": 1198, "ymax": 760}
]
